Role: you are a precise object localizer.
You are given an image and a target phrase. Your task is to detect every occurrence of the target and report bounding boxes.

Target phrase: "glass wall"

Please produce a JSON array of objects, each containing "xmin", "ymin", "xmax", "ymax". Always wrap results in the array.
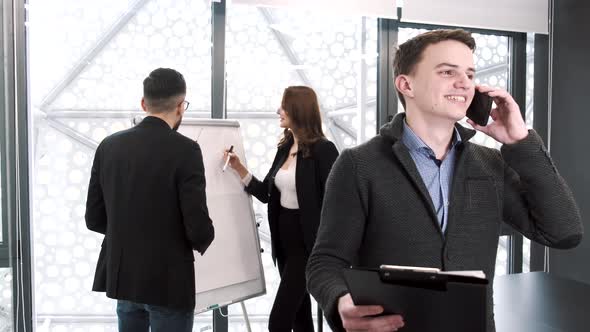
[
  {"xmin": 225, "ymin": 4, "xmax": 377, "ymax": 330},
  {"xmin": 9, "ymin": 1, "xmax": 535, "ymax": 330},
  {"xmin": 28, "ymin": 0, "xmax": 212, "ymax": 330}
]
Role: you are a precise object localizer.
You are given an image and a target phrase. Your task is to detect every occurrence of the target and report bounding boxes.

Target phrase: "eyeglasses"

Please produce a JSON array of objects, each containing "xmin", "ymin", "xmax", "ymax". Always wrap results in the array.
[{"xmin": 182, "ymin": 100, "xmax": 190, "ymax": 110}]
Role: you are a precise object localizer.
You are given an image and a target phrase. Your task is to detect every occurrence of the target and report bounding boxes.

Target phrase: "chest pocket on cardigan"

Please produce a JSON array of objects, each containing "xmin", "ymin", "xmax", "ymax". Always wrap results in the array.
[
  {"xmin": 465, "ymin": 177, "xmax": 500, "ymax": 220},
  {"xmin": 450, "ymin": 177, "xmax": 501, "ymax": 265}
]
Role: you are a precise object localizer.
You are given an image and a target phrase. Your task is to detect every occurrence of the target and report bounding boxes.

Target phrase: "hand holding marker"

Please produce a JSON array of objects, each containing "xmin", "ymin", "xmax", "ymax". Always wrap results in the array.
[{"xmin": 223, "ymin": 145, "xmax": 234, "ymax": 172}]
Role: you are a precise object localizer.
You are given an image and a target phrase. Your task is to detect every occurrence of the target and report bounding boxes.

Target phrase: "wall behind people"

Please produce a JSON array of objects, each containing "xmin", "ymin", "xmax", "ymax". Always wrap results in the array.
[{"xmin": 547, "ymin": 0, "xmax": 590, "ymax": 284}]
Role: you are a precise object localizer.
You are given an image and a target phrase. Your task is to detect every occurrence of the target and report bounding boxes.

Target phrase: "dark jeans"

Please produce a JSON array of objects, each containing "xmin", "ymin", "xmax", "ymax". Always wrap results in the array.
[{"xmin": 116, "ymin": 300, "xmax": 194, "ymax": 332}]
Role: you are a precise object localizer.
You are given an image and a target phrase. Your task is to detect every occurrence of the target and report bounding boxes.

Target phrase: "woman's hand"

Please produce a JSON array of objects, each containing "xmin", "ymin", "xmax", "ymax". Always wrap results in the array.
[{"xmin": 223, "ymin": 149, "xmax": 249, "ymax": 179}]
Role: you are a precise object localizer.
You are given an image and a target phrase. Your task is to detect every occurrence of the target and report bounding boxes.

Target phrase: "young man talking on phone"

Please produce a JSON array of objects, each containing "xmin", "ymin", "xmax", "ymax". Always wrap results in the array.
[{"xmin": 306, "ymin": 29, "xmax": 583, "ymax": 332}]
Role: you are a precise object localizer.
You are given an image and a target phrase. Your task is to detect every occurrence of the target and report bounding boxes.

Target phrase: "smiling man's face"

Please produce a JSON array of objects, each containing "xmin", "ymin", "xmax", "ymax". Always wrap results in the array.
[{"xmin": 404, "ymin": 40, "xmax": 476, "ymax": 123}]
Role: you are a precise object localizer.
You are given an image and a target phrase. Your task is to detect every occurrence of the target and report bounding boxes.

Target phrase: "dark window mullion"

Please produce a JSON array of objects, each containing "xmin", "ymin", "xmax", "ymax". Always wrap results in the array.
[
  {"xmin": 0, "ymin": 0, "xmax": 9, "ymax": 266},
  {"xmin": 211, "ymin": 2, "xmax": 229, "ymax": 331},
  {"xmin": 507, "ymin": 32, "xmax": 527, "ymax": 274},
  {"xmin": 211, "ymin": 0, "xmax": 227, "ymax": 120},
  {"xmin": 530, "ymin": 33, "xmax": 550, "ymax": 272},
  {"xmin": 377, "ymin": 18, "xmax": 398, "ymax": 130}
]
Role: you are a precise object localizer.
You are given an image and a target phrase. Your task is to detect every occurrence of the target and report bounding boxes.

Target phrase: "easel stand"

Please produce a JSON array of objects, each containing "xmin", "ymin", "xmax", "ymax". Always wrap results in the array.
[{"xmin": 212, "ymin": 301, "xmax": 252, "ymax": 332}]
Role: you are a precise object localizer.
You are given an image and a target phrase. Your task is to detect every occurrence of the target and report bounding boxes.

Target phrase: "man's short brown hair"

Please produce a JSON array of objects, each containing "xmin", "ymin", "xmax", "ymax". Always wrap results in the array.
[{"xmin": 393, "ymin": 29, "xmax": 476, "ymax": 109}]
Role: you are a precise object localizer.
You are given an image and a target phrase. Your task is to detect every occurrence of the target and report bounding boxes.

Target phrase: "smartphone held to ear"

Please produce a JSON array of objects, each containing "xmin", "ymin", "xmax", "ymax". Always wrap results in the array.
[{"xmin": 466, "ymin": 90, "xmax": 493, "ymax": 126}]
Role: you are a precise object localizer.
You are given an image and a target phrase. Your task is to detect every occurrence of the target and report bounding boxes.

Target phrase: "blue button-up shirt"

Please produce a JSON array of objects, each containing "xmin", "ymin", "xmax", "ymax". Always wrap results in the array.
[{"xmin": 401, "ymin": 121, "xmax": 462, "ymax": 233}]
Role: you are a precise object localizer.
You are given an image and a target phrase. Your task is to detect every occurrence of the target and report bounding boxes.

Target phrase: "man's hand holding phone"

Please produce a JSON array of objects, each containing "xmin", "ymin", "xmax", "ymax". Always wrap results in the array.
[
  {"xmin": 466, "ymin": 86, "xmax": 529, "ymax": 145},
  {"xmin": 338, "ymin": 293, "xmax": 405, "ymax": 332}
]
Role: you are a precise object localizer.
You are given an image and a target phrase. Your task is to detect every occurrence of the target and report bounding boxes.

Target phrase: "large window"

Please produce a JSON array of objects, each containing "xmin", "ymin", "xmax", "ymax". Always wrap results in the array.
[
  {"xmin": 225, "ymin": 4, "xmax": 377, "ymax": 330},
  {"xmin": 28, "ymin": 0, "xmax": 212, "ymax": 330},
  {"xmin": 2, "ymin": 1, "xmax": 536, "ymax": 331}
]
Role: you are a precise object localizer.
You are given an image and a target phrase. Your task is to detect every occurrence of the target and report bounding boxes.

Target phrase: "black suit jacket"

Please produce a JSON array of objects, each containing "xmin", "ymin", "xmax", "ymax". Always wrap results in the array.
[
  {"xmin": 85, "ymin": 116, "xmax": 215, "ymax": 309},
  {"xmin": 245, "ymin": 137, "xmax": 339, "ymax": 263}
]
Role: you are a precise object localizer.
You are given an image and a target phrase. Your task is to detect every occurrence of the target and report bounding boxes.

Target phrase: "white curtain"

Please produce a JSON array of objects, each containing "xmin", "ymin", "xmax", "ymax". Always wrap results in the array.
[
  {"xmin": 231, "ymin": 0, "xmax": 549, "ymax": 33},
  {"xmin": 230, "ymin": 0, "xmax": 398, "ymax": 18},
  {"xmin": 403, "ymin": 0, "xmax": 548, "ymax": 34}
]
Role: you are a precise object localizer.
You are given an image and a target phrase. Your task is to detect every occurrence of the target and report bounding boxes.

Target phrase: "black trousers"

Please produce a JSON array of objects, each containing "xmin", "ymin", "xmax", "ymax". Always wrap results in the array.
[{"xmin": 268, "ymin": 207, "xmax": 314, "ymax": 332}]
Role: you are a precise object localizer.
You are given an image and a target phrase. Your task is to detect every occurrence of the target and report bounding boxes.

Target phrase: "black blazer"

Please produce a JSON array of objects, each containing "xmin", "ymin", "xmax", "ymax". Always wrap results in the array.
[
  {"xmin": 245, "ymin": 137, "xmax": 339, "ymax": 263},
  {"xmin": 85, "ymin": 116, "xmax": 214, "ymax": 309}
]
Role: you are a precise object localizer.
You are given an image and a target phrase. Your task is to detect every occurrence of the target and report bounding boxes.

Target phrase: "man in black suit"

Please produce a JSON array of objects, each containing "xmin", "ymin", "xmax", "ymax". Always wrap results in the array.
[{"xmin": 85, "ymin": 68, "xmax": 214, "ymax": 332}]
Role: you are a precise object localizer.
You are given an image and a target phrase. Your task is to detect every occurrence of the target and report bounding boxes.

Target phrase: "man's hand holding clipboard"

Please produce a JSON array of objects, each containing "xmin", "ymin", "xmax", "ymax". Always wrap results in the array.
[
  {"xmin": 337, "ymin": 293, "xmax": 405, "ymax": 332},
  {"xmin": 342, "ymin": 265, "xmax": 488, "ymax": 332}
]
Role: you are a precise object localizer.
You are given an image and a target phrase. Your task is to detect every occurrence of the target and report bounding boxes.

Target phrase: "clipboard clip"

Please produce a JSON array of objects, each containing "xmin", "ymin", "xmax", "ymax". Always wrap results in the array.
[{"xmin": 378, "ymin": 266, "xmax": 450, "ymax": 291}]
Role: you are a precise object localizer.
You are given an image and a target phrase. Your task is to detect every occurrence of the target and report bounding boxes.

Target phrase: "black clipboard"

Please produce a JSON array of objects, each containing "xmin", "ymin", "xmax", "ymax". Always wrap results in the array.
[{"xmin": 343, "ymin": 266, "xmax": 489, "ymax": 332}]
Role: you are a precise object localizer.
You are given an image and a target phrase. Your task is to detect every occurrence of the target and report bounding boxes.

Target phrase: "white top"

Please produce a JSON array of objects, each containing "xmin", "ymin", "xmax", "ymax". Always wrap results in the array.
[
  {"xmin": 274, "ymin": 158, "xmax": 299, "ymax": 209},
  {"xmin": 240, "ymin": 159, "xmax": 300, "ymax": 209}
]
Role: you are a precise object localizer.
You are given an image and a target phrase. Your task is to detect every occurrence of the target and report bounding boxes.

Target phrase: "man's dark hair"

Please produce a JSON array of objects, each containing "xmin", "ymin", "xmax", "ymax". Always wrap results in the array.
[
  {"xmin": 143, "ymin": 68, "xmax": 186, "ymax": 113},
  {"xmin": 393, "ymin": 29, "xmax": 476, "ymax": 109}
]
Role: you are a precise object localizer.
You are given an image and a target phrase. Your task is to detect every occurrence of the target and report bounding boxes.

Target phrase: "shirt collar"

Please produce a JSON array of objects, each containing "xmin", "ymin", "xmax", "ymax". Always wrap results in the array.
[
  {"xmin": 401, "ymin": 120, "xmax": 462, "ymax": 156},
  {"xmin": 140, "ymin": 116, "xmax": 172, "ymax": 130}
]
